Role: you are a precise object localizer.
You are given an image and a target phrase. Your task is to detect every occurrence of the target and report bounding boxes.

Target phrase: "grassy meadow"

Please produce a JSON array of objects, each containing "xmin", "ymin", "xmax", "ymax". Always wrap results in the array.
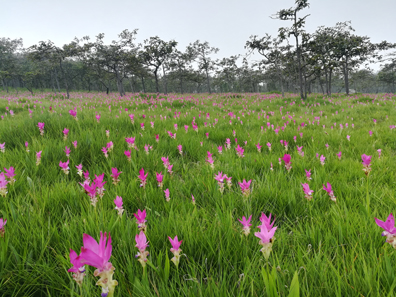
[{"xmin": 0, "ymin": 91, "xmax": 396, "ymax": 296}]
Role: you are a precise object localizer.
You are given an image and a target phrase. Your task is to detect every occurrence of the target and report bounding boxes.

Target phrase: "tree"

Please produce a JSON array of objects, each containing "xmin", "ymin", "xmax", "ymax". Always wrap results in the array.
[
  {"xmin": 187, "ymin": 41, "xmax": 219, "ymax": 94},
  {"xmin": 0, "ymin": 38, "xmax": 23, "ymax": 92},
  {"xmin": 140, "ymin": 36, "xmax": 177, "ymax": 93},
  {"xmin": 273, "ymin": 0, "xmax": 310, "ymax": 99}
]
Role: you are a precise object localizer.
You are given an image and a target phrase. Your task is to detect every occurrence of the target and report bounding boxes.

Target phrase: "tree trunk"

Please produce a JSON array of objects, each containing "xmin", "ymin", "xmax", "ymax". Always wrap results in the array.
[
  {"xmin": 344, "ymin": 55, "xmax": 349, "ymax": 95},
  {"xmin": 205, "ymin": 69, "xmax": 211, "ymax": 94},
  {"xmin": 329, "ymin": 69, "xmax": 333, "ymax": 96},
  {"xmin": 162, "ymin": 66, "xmax": 168, "ymax": 94},
  {"xmin": 59, "ymin": 60, "xmax": 69, "ymax": 99},
  {"xmin": 154, "ymin": 69, "xmax": 159, "ymax": 93},
  {"xmin": 54, "ymin": 69, "xmax": 61, "ymax": 92},
  {"xmin": 141, "ymin": 76, "xmax": 146, "ymax": 93},
  {"xmin": 294, "ymin": 12, "xmax": 304, "ymax": 99}
]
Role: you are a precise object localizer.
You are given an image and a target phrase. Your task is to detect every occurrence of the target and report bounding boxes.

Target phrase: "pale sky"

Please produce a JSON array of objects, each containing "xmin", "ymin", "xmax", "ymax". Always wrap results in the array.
[{"xmin": 2, "ymin": 0, "xmax": 395, "ymax": 70}]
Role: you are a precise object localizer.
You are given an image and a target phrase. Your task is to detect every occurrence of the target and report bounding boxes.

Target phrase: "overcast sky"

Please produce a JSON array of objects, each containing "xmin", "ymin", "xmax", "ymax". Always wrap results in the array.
[{"xmin": 2, "ymin": 0, "xmax": 395, "ymax": 69}]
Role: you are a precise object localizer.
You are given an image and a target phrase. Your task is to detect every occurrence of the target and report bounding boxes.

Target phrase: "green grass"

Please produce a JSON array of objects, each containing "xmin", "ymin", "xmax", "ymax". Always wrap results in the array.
[{"xmin": 0, "ymin": 91, "xmax": 396, "ymax": 296}]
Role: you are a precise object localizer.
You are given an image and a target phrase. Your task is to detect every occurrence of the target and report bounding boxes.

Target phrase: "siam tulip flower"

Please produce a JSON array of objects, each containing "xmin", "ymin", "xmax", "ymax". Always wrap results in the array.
[
  {"xmin": 0, "ymin": 217, "xmax": 6, "ymax": 237},
  {"xmin": 266, "ymin": 142, "xmax": 272, "ymax": 152},
  {"xmin": 133, "ymin": 209, "xmax": 147, "ymax": 232},
  {"xmin": 347, "ymin": 135, "xmax": 350, "ymax": 141},
  {"xmin": 167, "ymin": 164, "xmax": 173, "ymax": 175},
  {"xmin": 156, "ymin": 172, "xmax": 163, "ymax": 188},
  {"xmin": 168, "ymin": 236, "xmax": 183, "ymax": 268},
  {"xmin": 374, "ymin": 213, "xmax": 396, "ymax": 249},
  {"xmin": 297, "ymin": 146, "xmax": 304, "ymax": 157},
  {"xmin": 184, "ymin": 125, "xmax": 189, "ymax": 133},
  {"xmin": 0, "ymin": 173, "xmax": 8, "ymax": 197},
  {"xmin": 95, "ymin": 114, "xmax": 101, "ymax": 123},
  {"xmin": 68, "ymin": 249, "xmax": 86, "ymax": 285},
  {"xmin": 129, "ymin": 114, "xmax": 135, "ymax": 124},
  {"xmin": 101, "ymin": 147, "xmax": 108, "ymax": 158},
  {"xmin": 125, "ymin": 137, "xmax": 136, "ymax": 149},
  {"xmin": 283, "ymin": 141, "xmax": 289, "ymax": 151},
  {"xmin": 63, "ymin": 128, "xmax": 69, "ymax": 140},
  {"xmin": 59, "ymin": 160, "xmax": 70, "ymax": 175},
  {"xmin": 259, "ymin": 212, "xmax": 275, "ymax": 230},
  {"xmin": 369, "ymin": 131, "xmax": 373, "ymax": 137},
  {"xmin": 36, "ymin": 151, "xmax": 42, "ymax": 166},
  {"xmin": 361, "ymin": 154, "xmax": 372, "ymax": 175},
  {"xmin": 238, "ymin": 215, "xmax": 252, "ymax": 236},
  {"xmin": 110, "ymin": 168, "xmax": 122, "ymax": 185},
  {"xmin": 150, "ymin": 121, "xmax": 154, "ymax": 128},
  {"xmin": 79, "ymin": 232, "xmax": 118, "ymax": 296},
  {"xmin": 238, "ymin": 179, "xmax": 252, "ymax": 197},
  {"xmin": 255, "ymin": 220, "xmax": 277, "ymax": 260},
  {"xmin": 270, "ymin": 163, "xmax": 273, "ymax": 171},
  {"xmin": 37, "ymin": 122, "xmax": 45, "ymax": 136},
  {"xmin": 282, "ymin": 154, "xmax": 292, "ymax": 171},
  {"xmin": 377, "ymin": 149, "xmax": 382, "ymax": 159},
  {"xmin": 94, "ymin": 173, "xmax": 106, "ymax": 198},
  {"xmin": 214, "ymin": 171, "xmax": 226, "ymax": 194},
  {"xmin": 164, "ymin": 188, "xmax": 170, "ymax": 202},
  {"xmin": 124, "ymin": 150, "xmax": 132, "ymax": 162},
  {"xmin": 256, "ymin": 143, "xmax": 262, "ymax": 153},
  {"xmin": 135, "ymin": 231, "xmax": 149, "ymax": 268},
  {"xmin": 301, "ymin": 183, "xmax": 314, "ymax": 201},
  {"xmin": 83, "ymin": 170, "xmax": 90, "ymax": 182},
  {"xmin": 114, "ymin": 196, "xmax": 124, "ymax": 216},
  {"xmin": 25, "ymin": 141, "xmax": 29, "ymax": 152},
  {"xmin": 320, "ymin": 155, "xmax": 326, "ymax": 166},
  {"xmin": 373, "ymin": 119, "xmax": 377, "ymax": 125},
  {"xmin": 68, "ymin": 109, "xmax": 78, "ymax": 120},
  {"xmin": 161, "ymin": 157, "xmax": 170, "ymax": 168},
  {"xmin": 144, "ymin": 144, "xmax": 149, "ymax": 155},
  {"xmin": 206, "ymin": 151, "xmax": 215, "ymax": 168},
  {"xmin": 64, "ymin": 146, "xmax": 71, "ymax": 158},
  {"xmin": 76, "ymin": 164, "xmax": 83, "ymax": 177},
  {"xmin": 3, "ymin": 167, "xmax": 16, "ymax": 185},
  {"xmin": 140, "ymin": 122, "xmax": 145, "ymax": 130},
  {"xmin": 293, "ymin": 135, "xmax": 297, "ymax": 142},
  {"xmin": 325, "ymin": 143, "xmax": 329, "ymax": 150},
  {"xmin": 138, "ymin": 168, "xmax": 148, "ymax": 188},
  {"xmin": 106, "ymin": 141, "xmax": 114, "ymax": 152},
  {"xmin": 217, "ymin": 146, "xmax": 223, "ymax": 154},
  {"xmin": 337, "ymin": 151, "xmax": 342, "ymax": 160},
  {"xmin": 305, "ymin": 169, "xmax": 312, "ymax": 181},
  {"xmin": 191, "ymin": 194, "xmax": 196, "ymax": 205},
  {"xmin": 72, "ymin": 141, "xmax": 77, "ymax": 149},
  {"xmin": 106, "ymin": 130, "xmax": 110, "ymax": 138},
  {"xmin": 232, "ymin": 130, "xmax": 236, "ymax": 137},
  {"xmin": 224, "ymin": 174, "xmax": 232, "ymax": 189},
  {"xmin": 205, "ymin": 132, "xmax": 209, "ymax": 139},
  {"xmin": 155, "ymin": 134, "xmax": 159, "ymax": 143},
  {"xmin": 0, "ymin": 143, "xmax": 5, "ymax": 154},
  {"xmin": 235, "ymin": 145, "xmax": 244, "ymax": 158},
  {"xmin": 323, "ymin": 182, "xmax": 336, "ymax": 203},
  {"xmin": 83, "ymin": 182, "xmax": 98, "ymax": 206},
  {"xmin": 177, "ymin": 144, "xmax": 183, "ymax": 155},
  {"xmin": 225, "ymin": 138, "xmax": 231, "ymax": 150}
]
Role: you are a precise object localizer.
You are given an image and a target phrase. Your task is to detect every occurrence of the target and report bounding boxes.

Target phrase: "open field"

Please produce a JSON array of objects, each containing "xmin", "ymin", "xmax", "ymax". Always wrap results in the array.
[{"xmin": 0, "ymin": 91, "xmax": 396, "ymax": 296}]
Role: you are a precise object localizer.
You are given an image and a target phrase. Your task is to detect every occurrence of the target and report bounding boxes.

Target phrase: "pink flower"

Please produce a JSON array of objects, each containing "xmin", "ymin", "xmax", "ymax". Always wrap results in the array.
[
  {"xmin": 323, "ymin": 182, "xmax": 336, "ymax": 202},
  {"xmin": 35, "ymin": 151, "xmax": 42, "ymax": 165},
  {"xmin": 75, "ymin": 164, "xmax": 83, "ymax": 177},
  {"xmin": 361, "ymin": 154, "xmax": 372, "ymax": 175},
  {"xmin": 214, "ymin": 171, "xmax": 226, "ymax": 194},
  {"xmin": 337, "ymin": 151, "xmax": 342, "ymax": 160},
  {"xmin": 168, "ymin": 235, "xmax": 183, "ymax": 267},
  {"xmin": 217, "ymin": 146, "xmax": 223, "ymax": 154},
  {"xmin": 155, "ymin": 134, "xmax": 159, "ymax": 142},
  {"xmin": 63, "ymin": 128, "xmax": 69, "ymax": 138},
  {"xmin": 156, "ymin": 172, "xmax": 163, "ymax": 188},
  {"xmin": 68, "ymin": 249, "xmax": 85, "ymax": 285},
  {"xmin": 79, "ymin": 231, "xmax": 113, "ymax": 272},
  {"xmin": 25, "ymin": 141, "xmax": 29, "ymax": 152},
  {"xmin": 191, "ymin": 194, "xmax": 196, "ymax": 205},
  {"xmin": 59, "ymin": 160, "xmax": 70, "ymax": 174},
  {"xmin": 347, "ymin": 135, "xmax": 350, "ymax": 141},
  {"xmin": 133, "ymin": 209, "xmax": 147, "ymax": 232},
  {"xmin": 282, "ymin": 154, "xmax": 292, "ymax": 171},
  {"xmin": 301, "ymin": 183, "xmax": 314, "ymax": 201},
  {"xmin": 0, "ymin": 218, "xmax": 6, "ymax": 237},
  {"xmin": 124, "ymin": 150, "xmax": 132, "ymax": 161},
  {"xmin": 377, "ymin": 149, "xmax": 382, "ymax": 159},
  {"xmin": 235, "ymin": 145, "xmax": 244, "ymax": 158},
  {"xmin": 111, "ymin": 168, "xmax": 122, "ymax": 185},
  {"xmin": 164, "ymin": 188, "xmax": 170, "ymax": 202},
  {"xmin": 135, "ymin": 231, "xmax": 149, "ymax": 267},
  {"xmin": 125, "ymin": 137, "xmax": 136, "ymax": 149},
  {"xmin": 238, "ymin": 179, "xmax": 252, "ymax": 197},
  {"xmin": 167, "ymin": 164, "xmax": 174, "ymax": 175},
  {"xmin": 94, "ymin": 173, "xmax": 106, "ymax": 198},
  {"xmin": 72, "ymin": 141, "xmax": 78, "ymax": 149},
  {"xmin": 138, "ymin": 169, "xmax": 148, "ymax": 188},
  {"xmin": 320, "ymin": 155, "xmax": 326, "ymax": 166},
  {"xmin": 254, "ymin": 222, "xmax": 277, "ymax": 259},
  {"xmin": 305, "ymin": 169, "xmax": 311, "ymax": 181},
  {"xmin": 101, "ymin": 147, "xmax": 108, "ymax": 158},
  {"xmin": 177, "ymin": 144, "xmax": 183, "ymax": 155},
  {"xmin": 3, "ymin": 167, "xmax": 16, "ymax": 184},
  {"xmin": 256, "ymin": 143, "xmax": 262, "ymax": 152},
  {"xmin": 369, "ymin": 131, "xmax": 373, "ymax": 136},
  {"xmin": 64, "ymin": 146, "xmax": 71, "ymax": 158},
  {"xmin": 114, "ymin": 196, "xmax": 124, "ymax": 216},
  {"xmin": 69, "ymin": 109, "xmax": 77, "ymax": 119},
  {"xmin": 206, "ymin": 151, "xmax": 215, "ymax": 167},
  {"xmin": 238, "ymin": 215, "xmax": 252, "ymax": 236},
  {"xmin": 375, "ymin": 213, "xmax": 396, "ymax": 235}
]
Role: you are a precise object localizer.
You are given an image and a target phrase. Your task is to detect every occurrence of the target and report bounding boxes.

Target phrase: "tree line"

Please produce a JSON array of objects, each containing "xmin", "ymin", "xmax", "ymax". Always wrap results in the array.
[{"xmin": 0, "ymin": 0, "xmax": 395, "ymax": 98}]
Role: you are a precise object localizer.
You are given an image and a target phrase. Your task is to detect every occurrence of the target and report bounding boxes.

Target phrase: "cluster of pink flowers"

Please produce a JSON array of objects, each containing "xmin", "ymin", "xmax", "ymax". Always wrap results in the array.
[
  {"xmin": 68, "ymin": 109, "xmax": 78, "ymax": 120},
  {"xmin": 235, "ymin": 145, "xmax": 244, "ymax": 158},
  {"xmin": 161, "ymin": 156, "xmax": 173, "ymax": 175},
  {"xmin": 323, "ymin": 182, "xmax": 336, "ymax": 202},
  {"xmin": 206, "ymin": 151, "xmax": 215, "ymax": 168},
  {"xmin": 238, "ymin": 179, "xmax": 252, "ymax": 197}
]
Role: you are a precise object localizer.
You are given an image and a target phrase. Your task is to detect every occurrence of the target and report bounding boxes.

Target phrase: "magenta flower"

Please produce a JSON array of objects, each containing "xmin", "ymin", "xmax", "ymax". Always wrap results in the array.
[
  {"xmin": 133, "ymin": 209, "xmax": 147, "ymax": 232},
  {"xmin": 347, "ymin": 135, "xmax": 350, "ymax": 141},
  {"xmin": 95, "ymin": 114, "xmax": 101, "ymax": 123},
  {"xmin": 83, "ymin": 182, "xmax": 98, "ymax": 206},
  {"xmin": 72, "ymin": 141, "xmax": 78, "ymax": 149},
  {"xmin": 114, "ymin": 196, "xmax": 124, "ymax": 216},
  {"xmin": 168, "ymin": 235, "xmax": 183, "ymax": 267},
  {"xmin": 3, "ymin": 167, "xmax": 16, "ymax": 184},
  {"xmin": 256, "ymin": 143, "xmax": 262, "ymax": 153},
  {"xmin": 135, "ymin": 231, "xmax": 149, "ymax": 268},
  {"xmin": 337, "ymin": 151, "xmax": 342, "ymax": 160},
  {"xmin": 110, "ymin": 168, "xmax": 122, "ymax": 185},
  {"xmin": 214, "ymin": 171, "xmax": 226, "ymax": 194},
  {"xmin": 68, "ymin": 249, "xmax": 85, "ymax": 285},
  {"xmin": 301, "ymin": 183, "xmax": 314, "ymax": 201},
  {"xmin": 167, "ymin": 164, "xmax": 174, "ymax": 175},
  {"xmin": 282, "ymin": 154, "xmax": 292, "ymax": 171},
  {"xmin": 76, "ymin": 164, "xmax": 83, "ymax": 177},
  {"xmin": 59, "ymin": 160, "xmax": 70, "ymax": 175},
  {"xmin": 80, "ymin": 232, "xmax": 113, "ymax": 272},
  {"xmin": 124, "ymin": 150, "xmax": 132, "ymax": 162},
  {"xmin": 0, "ymin": 218, "xmax": 6, "ymax": 237},
  {"xmin": 101, "ymin": 147, "xmax": 108, "ymax": 158},
  {"xmin": 155, "ymin": 134, "xmax": 159, "ymax": 142},
  {"xmin": 320, "ymin": 155, "xmax": 326, "ymax": 166},
  {"xmin": 254, "ymin": 223, "xmax": 277, "ymax": 260},
  {"xmin": 156, "ymin": 172, "xmax": 163, "ymax": 188},
  {"xmin": 191, "ymin": 194, "xmax": 196, "ymax": 205},
  {"xmin": 25, "ymin": 141, "xmax": 29, "ymax": 152},
  {"xmin": 177, "ymin": 144, "xmax": 183, "ymax": 155},
  {"xmin": 235, "ymin": 145, "xmax": 244, "ymax": 158},
  {"xmin": 69, "ymin": 109, "xmax": 77, "ymax": 119},
  {"xmin": 305, "ymin": 169, "xmax": 312, "ymax": 181},
  {"xmin": 93, "ymin": 173, "xmax": 106, "ymax": 198},
  {"xmin": 238, "ymin": 179, "xmax": 252, "ymax": 197},
  {"xmin": 164, "ymin": 188, "xmax": 170, "ymax": 202},
  {"xmin": 64, "ymin": 146, "xmax": 71, "ymax": 158},
  {"xmin": 323, "ymin": 182, "xmax": 336, "ymax": 202},
  {"xmin": 361, "ymin": 154, "xmax": 372, "ymax": 175},
  {"xmin": 138, "ymin": 168, "xmax": 148, "ymax": 188},
  {"xmin": 259, "ymin": 213, "xmax": 275, "ymax": 230},
  {"xmin": 125, "ymin": 137, "xmax": 136, "ymax": 149},
  {"xmin": 36, "ymin": 151, "xmax": 42, "ymax": 166},
  {"xmin": 238, "ymin": 215, "xmax": 252, "ymax": 236},
  {"xmin": 63, "ymin": 128, "xmax": 69, "ymax": 140},
  {"xmin": 218, "ymin": 146, "xmax": 223, "ymax": 154},
  {"xmin": 37, "ymin": 122, "xmax": 45, "ymax": 135},
  {"xmin": 374, "ymin": 214, "xmax": 396, "ymax": 249},
  {"xmin": 377, "ymin": 149, "xmax": 382, "ymax": 159},
  {"xmin": 206, "ymin": 151, "xmax": 215, "ymax": 168},
  {"xmin": 0, "ymin": 172, "xmax": 8, "ymax": 197},
  {"xmin": 369, "ymin": 131, "xmax": 373, "ymax": 137},
  {"xmin": 297, "ymin": 146, "xmax": 304, "ymax": 157}
]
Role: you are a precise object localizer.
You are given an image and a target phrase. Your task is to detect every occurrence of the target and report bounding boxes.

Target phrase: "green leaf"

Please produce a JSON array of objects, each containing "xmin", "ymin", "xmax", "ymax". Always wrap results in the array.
[{"xmin": 288, "ymin": 271, "xmax": 300, "ymax": 297}]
